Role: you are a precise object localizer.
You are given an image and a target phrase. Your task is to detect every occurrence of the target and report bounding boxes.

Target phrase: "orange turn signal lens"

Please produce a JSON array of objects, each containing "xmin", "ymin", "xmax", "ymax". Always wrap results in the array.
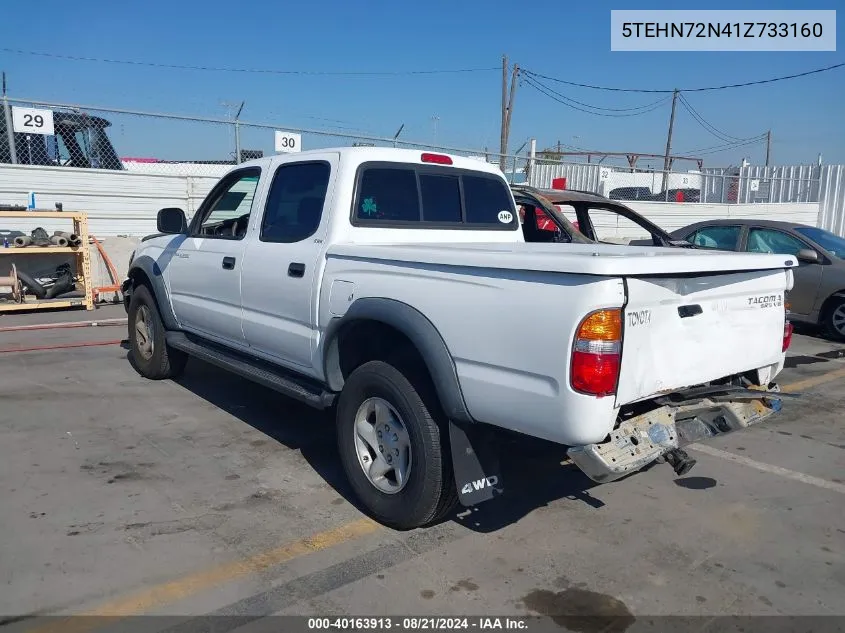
[{"xmin": 576, "ymin": 309, "xmax": 623, "ymax": 341}]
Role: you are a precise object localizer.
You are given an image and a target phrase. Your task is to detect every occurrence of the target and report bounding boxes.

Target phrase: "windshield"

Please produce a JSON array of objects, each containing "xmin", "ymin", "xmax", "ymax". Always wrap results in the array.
[{"xmin": 795, "ymin": 227, "xmax": 845, "ymax": 259}]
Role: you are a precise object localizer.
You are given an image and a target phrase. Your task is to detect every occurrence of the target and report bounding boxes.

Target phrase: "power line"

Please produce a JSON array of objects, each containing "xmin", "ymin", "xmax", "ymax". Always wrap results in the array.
[
  {"xmin": 523, "ymin": 74, "xmax": 671, "ymax": 112},
  {"xmin": 0, "ymin": 48, "xmax": 499, "ymax": 76},
  {"xmin": 677, "ymin": 93, "xmax": 756, "ymax": 143},
  {"xmin": 681, "ymin": 135, "xmax": 768, "ymax": 157},
  {"xmin": 523, "ymin": 75, "xmax": 668, "ymax": 117},
  {"xmin": 522, "ymin": 62, "xmax": 845, "ymax": 93}
]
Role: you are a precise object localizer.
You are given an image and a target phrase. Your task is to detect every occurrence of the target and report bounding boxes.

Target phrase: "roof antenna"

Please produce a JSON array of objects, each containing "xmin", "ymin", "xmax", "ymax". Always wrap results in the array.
[{"xmin": 2, "ymin": 72, "xmax": 6, "ymax": 97}]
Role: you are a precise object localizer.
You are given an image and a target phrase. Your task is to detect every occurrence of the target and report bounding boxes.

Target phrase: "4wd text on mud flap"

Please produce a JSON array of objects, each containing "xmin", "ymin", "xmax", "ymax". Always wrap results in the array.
[
  {"xmin": 627, "ymin": 309, "xmax": 652, "ymax": 327},
  {"xmin": 748, "ymin": 294, "xmax": 783, "ymax": 309},
  {"xmin": 461, "ymin": 476, "xmax": 499, "ymax": 495}
]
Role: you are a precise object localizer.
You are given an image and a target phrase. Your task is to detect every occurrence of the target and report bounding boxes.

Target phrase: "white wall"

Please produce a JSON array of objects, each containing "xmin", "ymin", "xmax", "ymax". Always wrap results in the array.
[
  {"xmin": 0, "ymin": 164, "xmax": 223, "ymax": 237},
  {"xmin": 0, "ymin": 164, "xmax": 821, "ymax": 242}
]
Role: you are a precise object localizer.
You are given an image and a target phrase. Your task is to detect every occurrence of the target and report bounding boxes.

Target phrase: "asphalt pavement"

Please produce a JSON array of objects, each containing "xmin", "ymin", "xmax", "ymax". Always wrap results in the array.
[{"xmin": 0, "ymin": 308, "xmax": 843, "ymax": 632}]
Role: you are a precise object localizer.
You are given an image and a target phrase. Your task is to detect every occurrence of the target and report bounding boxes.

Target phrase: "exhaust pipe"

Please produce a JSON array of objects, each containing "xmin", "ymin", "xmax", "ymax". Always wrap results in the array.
[
  {"xmin": 49, "ymin": 235, "xmax": 70, "ymax": 247},
  {"xmin": 13, "ymin": 236, "xmax": 32, "ymax": 247}
]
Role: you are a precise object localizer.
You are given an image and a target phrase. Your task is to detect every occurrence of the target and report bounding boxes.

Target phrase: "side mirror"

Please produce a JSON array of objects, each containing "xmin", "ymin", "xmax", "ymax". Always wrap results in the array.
[
  {"xmin": 157, "ymin": 208, "xmax": 187, "ymax": 234},
  {"xmin": 797, "ymin": 248, "xmax": 820, "ymax": 264}
]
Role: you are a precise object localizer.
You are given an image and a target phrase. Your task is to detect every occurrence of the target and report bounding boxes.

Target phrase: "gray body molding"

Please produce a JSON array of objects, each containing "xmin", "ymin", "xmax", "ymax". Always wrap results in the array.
[{"xmin": 127, "ymin": 255, "xmax": 179, "ymax": 331}]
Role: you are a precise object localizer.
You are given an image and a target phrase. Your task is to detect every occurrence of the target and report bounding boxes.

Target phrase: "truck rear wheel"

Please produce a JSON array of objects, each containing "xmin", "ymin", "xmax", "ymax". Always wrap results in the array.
[
  {"xmin": 128, "ymin": 284, "xmax": 187, "ymax": 380},
  {"xmin": 336, "ymin": 360, "xmax": 457, "ymax": 530}
]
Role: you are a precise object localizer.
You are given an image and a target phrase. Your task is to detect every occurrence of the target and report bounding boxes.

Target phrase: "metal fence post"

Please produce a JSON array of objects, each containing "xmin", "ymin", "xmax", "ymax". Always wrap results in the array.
[
  {"xmin": 234, "ymin": 120, "xmax": 241, "ymax": 164},
  {"xmin": 2, "ymin": 95, "xmax": 18, "ymax": 164}
]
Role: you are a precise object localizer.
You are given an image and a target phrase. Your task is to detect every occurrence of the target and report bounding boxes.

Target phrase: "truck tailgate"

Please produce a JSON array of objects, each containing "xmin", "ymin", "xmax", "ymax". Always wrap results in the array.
[{"xmin": 616, "ymin": 269, "xmax": 790, "ymax": 406}]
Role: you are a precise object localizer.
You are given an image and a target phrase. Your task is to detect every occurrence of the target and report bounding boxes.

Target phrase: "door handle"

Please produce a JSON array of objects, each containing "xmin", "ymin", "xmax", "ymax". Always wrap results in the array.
[
  {"xmin": 288, "ymin": 262, "xmax": 305, "ymax": 278},
  {"xmin": 222, "ymin": 256, "xmax": 236, "ymax": 270}
]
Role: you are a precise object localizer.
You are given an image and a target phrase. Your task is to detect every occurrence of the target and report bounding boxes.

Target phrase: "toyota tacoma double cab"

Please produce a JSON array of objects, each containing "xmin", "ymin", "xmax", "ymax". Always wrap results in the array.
[{"xmin": 123, "ymin": 147, "xmax": 797, "ymax": 529}]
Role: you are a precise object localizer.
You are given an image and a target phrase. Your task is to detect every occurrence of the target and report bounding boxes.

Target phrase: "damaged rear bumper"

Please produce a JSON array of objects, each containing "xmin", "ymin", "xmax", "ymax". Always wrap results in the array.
[{"xmin": 567, "ymin": 385, "xmax": 792, "ymax": 483}]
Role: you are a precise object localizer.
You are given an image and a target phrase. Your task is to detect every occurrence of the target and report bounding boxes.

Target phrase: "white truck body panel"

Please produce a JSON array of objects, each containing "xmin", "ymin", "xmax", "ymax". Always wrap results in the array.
[
  {"xmin": 319, "ymin": 255, "xmax": 627, "ymax": 446},
  {"xmin": 616, "ymin": 270, "xmax": 790, "ymax": 406},
  {"xmin": 131, "ymin": 147, "xmax": 795, "ymax": 449}
]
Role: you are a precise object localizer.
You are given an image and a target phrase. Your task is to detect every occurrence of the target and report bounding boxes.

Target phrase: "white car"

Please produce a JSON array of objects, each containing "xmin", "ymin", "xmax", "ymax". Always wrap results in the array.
[{"xmin": 123, "ymin": 148, "xmax": 796, "ymax": 529}]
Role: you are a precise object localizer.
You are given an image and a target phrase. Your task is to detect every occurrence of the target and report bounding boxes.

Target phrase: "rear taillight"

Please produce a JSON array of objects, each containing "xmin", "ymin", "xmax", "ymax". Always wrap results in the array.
[
  {"xmin": 571, "ymin": 309, "xmax": 622, "ymax": 397},
  {"xmin": 783, "ymin": 321, "xmax": 794, "ymax": 352}
]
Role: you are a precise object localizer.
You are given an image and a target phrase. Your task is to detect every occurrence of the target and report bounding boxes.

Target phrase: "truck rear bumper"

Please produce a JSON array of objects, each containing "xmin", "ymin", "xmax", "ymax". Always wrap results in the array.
[{"xmin": 567, "ymin": 385, "xmax": 790, "ymax": 483}]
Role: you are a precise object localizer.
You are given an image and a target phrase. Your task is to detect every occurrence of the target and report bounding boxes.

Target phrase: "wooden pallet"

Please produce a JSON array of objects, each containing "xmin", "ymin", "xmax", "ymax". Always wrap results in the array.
[{"xmin": 0, "ymin": 211, "xmax": 94, "ymax": 313}]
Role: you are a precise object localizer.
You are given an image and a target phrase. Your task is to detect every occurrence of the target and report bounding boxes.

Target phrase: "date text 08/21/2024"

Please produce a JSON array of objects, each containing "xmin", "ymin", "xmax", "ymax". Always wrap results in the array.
[{"xmin": 307, "ymin": 617, "xmax": 528, "ymax": 630}]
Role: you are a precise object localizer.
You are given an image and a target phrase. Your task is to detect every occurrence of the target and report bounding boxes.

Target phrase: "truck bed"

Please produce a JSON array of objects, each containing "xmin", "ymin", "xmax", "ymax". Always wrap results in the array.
[{"xmin": 327, "ymin": 242, "xmax": 797, "ymax": 276}]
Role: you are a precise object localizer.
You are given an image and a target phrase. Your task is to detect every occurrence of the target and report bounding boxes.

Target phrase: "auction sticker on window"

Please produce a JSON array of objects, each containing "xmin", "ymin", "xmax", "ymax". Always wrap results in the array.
[
  {"xmin": 611, "ymin": 10, "xmax": 836, "ymax": 51},
  {"xmin": 11, "ymin": 107, "xmax": 55, "ymax": 135}
]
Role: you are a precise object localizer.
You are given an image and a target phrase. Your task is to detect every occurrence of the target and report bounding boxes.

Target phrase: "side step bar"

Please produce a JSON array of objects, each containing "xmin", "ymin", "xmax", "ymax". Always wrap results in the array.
[{"xmin": 165, "ymin": 332, "xmax": 335, "ymax": 410}]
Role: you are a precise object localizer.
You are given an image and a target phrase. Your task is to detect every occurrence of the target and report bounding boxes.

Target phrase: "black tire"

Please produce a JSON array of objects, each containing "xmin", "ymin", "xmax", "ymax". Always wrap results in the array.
[
  {"xmin": 128, "ymin": 284, "xmax": 187, "ymax": 380},
  {"xmin": 822, "ymin": 297, "xmax": 845, "ymax": 342},
  {"xmin": 336, "ymin": 360, "xmax": 457, "ymax": 530}
]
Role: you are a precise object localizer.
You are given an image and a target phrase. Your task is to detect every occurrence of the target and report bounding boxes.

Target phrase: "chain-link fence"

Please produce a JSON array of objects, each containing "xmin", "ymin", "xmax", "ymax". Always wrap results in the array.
[
  {"xmin": 521, "ymin": 157, "xmax": 823, "ymax": 205},
  {"xmin": 0, "ymin": 95, "xmax": 824, "ymax": 206},
  {"xmin": 0, "ymin": 96, "xmax": 517, "ymax": 178}
]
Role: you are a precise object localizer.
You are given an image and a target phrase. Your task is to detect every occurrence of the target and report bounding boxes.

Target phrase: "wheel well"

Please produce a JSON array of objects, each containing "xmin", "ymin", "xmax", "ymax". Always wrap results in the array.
[
  {"xmin": 338, "ymin": 320, "xmax": 424, "ymax": 377},
  {"xmin": 129, "ymin": 268, "xmax": 153, "ymax": 294},
  {"xmin": 819, "ymin": 290, "xmax": 845, "ymax": 322},
  {"xmin": 127, "ymin": 267, "xmax": 169, "ymax": 324},
  {"xmin": 327, "ymin": 319, "xmax": 435, "ymax": 392}
]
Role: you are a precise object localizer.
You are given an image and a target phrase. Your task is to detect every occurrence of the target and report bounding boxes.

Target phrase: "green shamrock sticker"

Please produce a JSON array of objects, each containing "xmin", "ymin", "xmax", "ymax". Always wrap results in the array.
[{"xmin": 361, "ymin": 197, "xmax": 378, "ymax": 215}]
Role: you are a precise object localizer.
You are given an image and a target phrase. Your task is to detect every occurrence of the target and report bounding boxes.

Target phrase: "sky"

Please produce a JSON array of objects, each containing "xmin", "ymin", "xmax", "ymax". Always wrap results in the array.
[{"xmin": 1, "ymin": 0, "xmax": 843, "ymax": 168}]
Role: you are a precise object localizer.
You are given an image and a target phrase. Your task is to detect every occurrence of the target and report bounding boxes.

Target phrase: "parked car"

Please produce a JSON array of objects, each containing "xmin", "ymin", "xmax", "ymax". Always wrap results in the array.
[
  {"xmin": 511, "ymin": 186, "xmax": 691, "ymax": 248},
  {"xmin": 608, "ymin": 186, "xmax": 652, "ymax": 201},
  {"xmin": 646, "ymin": 188, "xmax": 702, "ymax": 203},
  {"xmin": 672, "ymin": 219, "xmax": 845, "ymax": 340},
  {"xmin": 123, "ymin": 148, "xmax": 796, "ymax": 529}
]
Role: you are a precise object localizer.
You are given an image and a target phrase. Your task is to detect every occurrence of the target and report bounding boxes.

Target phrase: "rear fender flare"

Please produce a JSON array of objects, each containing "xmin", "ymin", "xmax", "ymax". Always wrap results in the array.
[{"xmin": 323, "ymin": 298, "xmax": 472, "ymax": 423}]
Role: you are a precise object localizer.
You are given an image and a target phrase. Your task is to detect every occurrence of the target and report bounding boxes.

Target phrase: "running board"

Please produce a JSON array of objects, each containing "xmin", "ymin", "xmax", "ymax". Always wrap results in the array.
[{"xmin": 165, "ymin": 332, "xmax": 335, "ymax": 409}]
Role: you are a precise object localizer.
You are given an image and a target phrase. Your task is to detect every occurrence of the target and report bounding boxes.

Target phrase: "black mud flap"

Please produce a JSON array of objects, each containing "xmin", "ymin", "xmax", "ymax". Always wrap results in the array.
[{"xmin": 449, "ymin": 420, "xmax": 504, "ymax": 507}]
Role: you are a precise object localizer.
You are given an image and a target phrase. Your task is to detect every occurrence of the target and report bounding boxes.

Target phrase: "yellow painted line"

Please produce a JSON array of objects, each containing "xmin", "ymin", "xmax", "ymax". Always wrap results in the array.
[
  {"xmin": 28, "ymin": 517, "xmax": 379, "ymax": 633},
  {"xmin": 780, "ymin": 365, "xmax": 845, "ymax": 393}
]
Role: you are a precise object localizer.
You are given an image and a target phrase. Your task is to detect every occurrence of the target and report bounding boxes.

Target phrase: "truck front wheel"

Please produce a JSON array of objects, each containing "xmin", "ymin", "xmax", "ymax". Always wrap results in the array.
[
  {"xmin": 128, "ymin": 284, "xmax": 187, "ymax": 380},
  {"xmin": 336, "ymin": 360, "xmax": 457, "ymax": 529}
]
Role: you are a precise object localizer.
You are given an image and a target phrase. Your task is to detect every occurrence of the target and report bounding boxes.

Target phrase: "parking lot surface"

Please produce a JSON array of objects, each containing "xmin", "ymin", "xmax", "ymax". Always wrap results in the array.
[{"xmin": 1, "ymin": 308, "xmax": 844, "ymax": 629}]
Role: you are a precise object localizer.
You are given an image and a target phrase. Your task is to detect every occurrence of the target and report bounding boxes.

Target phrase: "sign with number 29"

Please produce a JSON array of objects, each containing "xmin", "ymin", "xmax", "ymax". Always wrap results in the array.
[{"xmin": 11, "ymin": 107, "xmax": 55, "ymax": 135}]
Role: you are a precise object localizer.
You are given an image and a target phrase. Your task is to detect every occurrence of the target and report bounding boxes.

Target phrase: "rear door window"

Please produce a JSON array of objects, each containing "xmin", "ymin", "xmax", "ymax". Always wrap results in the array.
[
  {"xmin": 260, "ymin": 161, "xmax": 331, "ymax": 243},
  {"xmin": 686, "ymin": 225, "xmax": 741, "ymax": 250}
]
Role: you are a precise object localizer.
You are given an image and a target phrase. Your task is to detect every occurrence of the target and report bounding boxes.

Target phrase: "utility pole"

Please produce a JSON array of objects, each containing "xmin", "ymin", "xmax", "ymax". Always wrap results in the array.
[
  {"xmin": 661, "ymin": 89, "xmax": 679, "ymax": 197},
  {"xmin": 498, "ymin": 57, "xmax": 519, "ymax": 170},
  {"xmin": 503, "ymin": 64, "xmax": 519, "ymax": 167},
  {"xmin": 765, "ymin": 130, "xmax": 772, "ymax": 167}
]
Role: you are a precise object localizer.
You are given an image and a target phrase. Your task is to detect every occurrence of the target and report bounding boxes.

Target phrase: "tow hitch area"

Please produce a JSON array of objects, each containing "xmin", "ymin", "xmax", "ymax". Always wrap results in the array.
[{"xmin": 567, "ymin": 385, "xmax": 794, "ymax": 483}]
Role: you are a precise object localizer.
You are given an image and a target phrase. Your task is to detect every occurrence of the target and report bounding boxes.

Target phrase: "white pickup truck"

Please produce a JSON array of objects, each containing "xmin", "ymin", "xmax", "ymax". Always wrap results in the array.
[{"xmin": 123, "ymin": 148, "xmax": 797, "ymax": 529}]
